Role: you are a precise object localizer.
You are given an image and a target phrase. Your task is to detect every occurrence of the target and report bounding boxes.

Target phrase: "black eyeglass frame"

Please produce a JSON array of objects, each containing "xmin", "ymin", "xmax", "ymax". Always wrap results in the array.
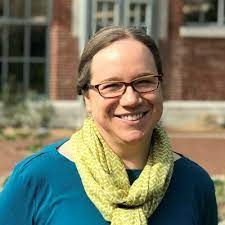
[{"xmin": 87, "ymin": 74, "xmax": 162, "ymax": 98}]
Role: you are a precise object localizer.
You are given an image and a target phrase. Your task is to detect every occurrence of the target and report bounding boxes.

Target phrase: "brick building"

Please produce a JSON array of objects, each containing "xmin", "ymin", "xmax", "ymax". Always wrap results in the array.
[
  {"xmin": 163, "ymin": 0, "xmax": 225, "ymax": 100},
  {"xmin": 0, "ymin": 0, "xmax": 224, "ymax": 101}
]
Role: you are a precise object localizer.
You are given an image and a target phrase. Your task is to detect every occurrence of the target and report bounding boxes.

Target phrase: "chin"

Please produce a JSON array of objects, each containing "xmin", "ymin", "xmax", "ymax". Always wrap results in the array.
[{"xmin": 118, "ymin": 130, "xmax": 148, "ymax": 144}]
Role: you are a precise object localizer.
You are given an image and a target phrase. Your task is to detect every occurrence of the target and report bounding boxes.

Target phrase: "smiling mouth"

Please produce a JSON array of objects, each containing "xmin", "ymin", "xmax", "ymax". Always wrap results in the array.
[{"xmin": 116, "ymin": 112, "xmax": 148, "ymax": 121}]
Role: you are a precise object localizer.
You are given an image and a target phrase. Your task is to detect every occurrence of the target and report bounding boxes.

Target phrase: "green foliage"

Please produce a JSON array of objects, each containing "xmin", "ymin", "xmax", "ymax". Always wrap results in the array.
[
  {"xmin": 1, "ymin": 78, "xmax": 26, "ymax": 128},
  {"xmin": 27, "ymin": 128, "xmax": 50, "ymax": 152},
  {"xmin": 27, "ymin": 141, "xmax": 44, "ymax": 153},
  {"xmin": 215, "ymin": 179, "xmax": 225, "ymax": 203},
  {"xmin": 34, "ymin": 97, "xmax": 55, "ymax": 128},
  {"xmin": 0, "ymin": 78, "xmax": 54, "ymax": 131},
  {"xmin": 213, "ymin": 177, "xmax": 225, "ymax": 222}
]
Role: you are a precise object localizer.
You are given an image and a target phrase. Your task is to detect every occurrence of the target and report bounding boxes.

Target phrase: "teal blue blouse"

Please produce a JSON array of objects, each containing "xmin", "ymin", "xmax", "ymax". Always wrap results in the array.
[{"xmin": 0, "ymin": 139, "xmax": 218, "ymax": 225}]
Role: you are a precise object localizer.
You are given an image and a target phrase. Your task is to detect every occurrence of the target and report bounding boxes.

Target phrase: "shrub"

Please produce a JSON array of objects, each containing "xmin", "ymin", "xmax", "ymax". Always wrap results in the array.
[
  {"xmin": 213, "ymin": 177, "xmax": 225, "ymax": 222},
  {"xmin": 1, "ymin": 80, "xmax": 54, "ymax": 130}
]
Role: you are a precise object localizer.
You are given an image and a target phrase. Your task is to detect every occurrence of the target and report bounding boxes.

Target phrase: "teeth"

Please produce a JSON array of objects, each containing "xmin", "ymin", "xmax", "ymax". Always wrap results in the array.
[{"xmin": 120, "ymin": 113, "xmax": 144, "ymax": 121}]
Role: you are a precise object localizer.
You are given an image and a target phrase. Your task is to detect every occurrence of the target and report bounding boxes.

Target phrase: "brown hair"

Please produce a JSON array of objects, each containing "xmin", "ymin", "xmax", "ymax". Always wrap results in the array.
[{"xmin": 77, "ymin": 26, "xmax": 163, "ymax": 95}]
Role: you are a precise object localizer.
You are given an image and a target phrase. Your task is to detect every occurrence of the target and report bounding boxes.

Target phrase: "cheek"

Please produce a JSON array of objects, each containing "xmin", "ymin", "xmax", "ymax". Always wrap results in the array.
[
  {"xmin": 156, "ymin": 94, "xmax": 163, "ymax": 106},
  {"xmin": 143, "ymin": 90, "xmax": 163, "ymax": 105},
  {"xmin": 90, "ymin": 98, "xmax": 118, "ymax": 119},
  {"xmin": 152, "ymin": 87, "xmax": 163, "ymax": 104},
  {"xmin": 154, "ymin": 95, "xmax": 163, "ymax": 114}
]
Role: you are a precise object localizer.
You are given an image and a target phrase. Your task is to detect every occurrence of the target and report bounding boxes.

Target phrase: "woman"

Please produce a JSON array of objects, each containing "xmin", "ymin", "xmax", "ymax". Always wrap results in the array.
[{"xmin": 0, "ymin": 26, "xmax": 217, "ymax": 225}]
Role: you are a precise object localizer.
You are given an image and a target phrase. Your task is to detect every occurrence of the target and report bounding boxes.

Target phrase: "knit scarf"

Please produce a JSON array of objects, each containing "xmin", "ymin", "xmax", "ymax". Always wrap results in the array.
[{"xmin": 70, "ymin": 117, "xmax": 174, "ymax": 225}]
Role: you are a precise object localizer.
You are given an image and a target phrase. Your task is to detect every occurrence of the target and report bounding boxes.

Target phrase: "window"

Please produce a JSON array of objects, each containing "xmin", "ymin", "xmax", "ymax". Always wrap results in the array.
[
  {"xmin": 94, "ymin": 0, "xmax": 116, "ymax": 31},
  {"xmin": 9, "ymin": 0, "xmax": 26, "ymax": 18},
  {"xmin": 0, "ymin": 0, "xmax": 51, "ymax": 97},
  {"xmin": 90, "ymin": 0, "xmax": 153, "ymax": 36},
  {"xmin": 180, "ymin": 0, "xmax": 225, "ymax": 37},
  {"xmin": 183, "ymin": 0, "xmax": 225, "ymax": 26},
  {"xmin": 124, "ymin": 1, "xmax": 151, "ymax": 29},
  {"xmin": 78, "ymin": 0, "xmax": 156, "ymax": 53}
]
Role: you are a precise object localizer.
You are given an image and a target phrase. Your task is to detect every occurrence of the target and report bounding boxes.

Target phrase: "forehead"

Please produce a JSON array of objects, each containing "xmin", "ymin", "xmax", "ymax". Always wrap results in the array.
[{"xmin": 90, "ymin": 38, "xmax": 157, "ymax": 82}]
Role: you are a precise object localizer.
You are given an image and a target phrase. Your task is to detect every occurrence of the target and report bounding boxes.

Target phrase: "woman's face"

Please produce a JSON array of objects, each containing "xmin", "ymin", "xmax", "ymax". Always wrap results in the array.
[{"xmin": 84, "ymin": 38, "xmax": 163, "ymax": 147}]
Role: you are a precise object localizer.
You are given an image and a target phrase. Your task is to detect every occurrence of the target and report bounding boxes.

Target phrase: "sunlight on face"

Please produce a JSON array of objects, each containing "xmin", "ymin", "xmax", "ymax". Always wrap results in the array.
[{"xmin": 85, "ymin": 38, "xmax": 163, "ymax": 148}]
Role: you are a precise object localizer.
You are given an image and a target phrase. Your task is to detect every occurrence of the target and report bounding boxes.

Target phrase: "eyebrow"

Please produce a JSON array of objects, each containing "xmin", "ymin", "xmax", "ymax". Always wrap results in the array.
[
  {"xmin": 97, "ymin": 72, "xmax": 156, "ymax": 83},
  {"xmin": 99, "ymin": 76, "xmax": 122, "ymax": 83}
]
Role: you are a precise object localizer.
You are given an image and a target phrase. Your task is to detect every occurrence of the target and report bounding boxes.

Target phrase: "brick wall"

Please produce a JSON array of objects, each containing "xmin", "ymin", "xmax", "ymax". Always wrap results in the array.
[
  {"xmin": 49, "ymin": 0, "xmax": 79, "ymax": 100},
  {"xmin": 161, "ymin": 0, "xmax": 225, "ymax": 100}
]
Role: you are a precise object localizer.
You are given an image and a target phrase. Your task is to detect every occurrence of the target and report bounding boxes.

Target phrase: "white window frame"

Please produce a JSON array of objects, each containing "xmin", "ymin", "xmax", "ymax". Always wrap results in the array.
[
  {"xmin": 91, "ymin": 0, "xmax": 120, "ymax": 33},
  {"xmin": 180, "ymin": 0, "xmax": 225, "ymax": 38},
  {"xmin": 123, "ymin": 0, "xmax": 153, "ymax": 34},
  {"xmin": 78, "ymin": 0, "xmax": 155, "ymax": 53}
]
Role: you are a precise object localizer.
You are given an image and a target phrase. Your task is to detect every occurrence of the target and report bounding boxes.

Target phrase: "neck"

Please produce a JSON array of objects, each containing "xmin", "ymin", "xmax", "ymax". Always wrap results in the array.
[
  {"xmin": 101, "ymin": 132, "xmax": 152, "ymax": 170},
  {"xmin": 120, "ymin": 144, "xmax": 150, "ymax": 169}
]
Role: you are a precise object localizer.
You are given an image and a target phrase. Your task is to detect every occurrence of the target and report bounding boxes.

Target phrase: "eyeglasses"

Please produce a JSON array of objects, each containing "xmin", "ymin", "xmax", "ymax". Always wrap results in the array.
[{"xmin": 88, "ymin": 74, "xmax": 162, "ymax": 98}]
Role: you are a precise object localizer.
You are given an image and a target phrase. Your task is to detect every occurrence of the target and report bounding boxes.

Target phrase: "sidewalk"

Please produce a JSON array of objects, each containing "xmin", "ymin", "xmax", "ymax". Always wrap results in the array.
[{"xmin": 169, "ymin": 132, "xmax": 225, "ymax": 175}]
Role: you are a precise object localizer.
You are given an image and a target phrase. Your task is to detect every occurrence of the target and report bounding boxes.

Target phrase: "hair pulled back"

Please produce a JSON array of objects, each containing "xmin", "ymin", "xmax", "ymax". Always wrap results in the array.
[{"xmin": 77, "ymin": 26, "xmax": 163, "ymax": 95}]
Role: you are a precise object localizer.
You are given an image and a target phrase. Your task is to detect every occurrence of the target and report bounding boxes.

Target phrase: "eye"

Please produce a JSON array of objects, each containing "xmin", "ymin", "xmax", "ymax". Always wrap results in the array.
[
  {"xmin": 99, "ymin": 82, "xmax": 124, "ymax": 92},
  {"xmin": 134, "ymin": 78, "xmax": 156, "ymax": 88}
]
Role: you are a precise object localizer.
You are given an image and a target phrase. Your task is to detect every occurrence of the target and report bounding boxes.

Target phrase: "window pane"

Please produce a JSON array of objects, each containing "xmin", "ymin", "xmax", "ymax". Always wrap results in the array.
[
  {"xmin": 183, "ymin": 0, "xmax": 218, "ymax": 24},
  {"xmin": 140, "ymin": 4, "xmax": 146, "ymax": 23},
  {"xmin": 130, "ymin": 3, "xmax": 135, "ymax": 11},
  {"xmin": 9, "ymin": 0, "xmax": 25, "ymax": 18},
  {"xmin": 96, "ymin": 24, "xmax": 104, "ymax": 32},
  {"xmin": 30, "ymin": 26, "xmax": 46, "ymax": 57},
  {"xmin": 96, "ymin": 1, "xmax": 115, "ymax": 25},
  {"xmin": 0, "ymin": 0, "xmax": 3, "ymax": 17},
  {"xmin": 129, "ymin": 3, "xmax": 136, "ymax": 24},
  {"xmin": 30, "ymin": 63, "xmax": 45, "ymax": 93},
  {"xmin": 8, "ymin": 63, "xmax": 24, "ymax": 92},
  {"xmin": 31, "ymin": 0, "xmax": 47, "ymax": 19},
  {"xmin": 9, "ymin": 25, "xmax": 24, "ymax": 57},
  {"xmin": 0, "ymin": 62, "xmax": 2, "ymax": 94},
  {"xmin": 205, "ymin": 0, "xmax": 218, "ymax": 22},
  {"xmin": 97, "ymin": 1, "xmax": 103, "ymax": 12},
  {"xmin": 107, "ymin": 2, "xmax": 114, "ymax": 23},
  {"xmin": 0, "ymin": 26, "xmax": 3, "ymax": 57}
]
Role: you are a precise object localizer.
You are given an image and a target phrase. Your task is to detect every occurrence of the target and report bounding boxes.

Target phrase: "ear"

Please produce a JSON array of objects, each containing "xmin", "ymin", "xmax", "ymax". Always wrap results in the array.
[{"xmin": 84, "ymin": 92, "xmax": 92, "ymax": 113}]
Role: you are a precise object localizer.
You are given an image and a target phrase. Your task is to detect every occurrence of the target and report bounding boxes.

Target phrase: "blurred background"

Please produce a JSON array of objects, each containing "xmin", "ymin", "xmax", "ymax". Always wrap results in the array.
[{"xmin": 0, "ymin": 0, "xmax": 225, "ymax": 222}]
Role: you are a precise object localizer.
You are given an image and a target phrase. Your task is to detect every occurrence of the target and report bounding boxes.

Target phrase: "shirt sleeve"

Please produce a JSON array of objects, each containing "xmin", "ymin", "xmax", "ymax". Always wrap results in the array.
[
  {"xmin": 202, "ymin": 181, "xmax": 218, "ymax": 225},
  {"xmin": 0, "ymin": 166, "xmax": 36, "ymax": 225}
]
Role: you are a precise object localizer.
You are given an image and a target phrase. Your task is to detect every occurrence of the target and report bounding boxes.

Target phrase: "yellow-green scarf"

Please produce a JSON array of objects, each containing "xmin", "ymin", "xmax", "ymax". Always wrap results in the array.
[{"xmin": 70, "ymin": 117, "xmax": 174, "ymax": 225}]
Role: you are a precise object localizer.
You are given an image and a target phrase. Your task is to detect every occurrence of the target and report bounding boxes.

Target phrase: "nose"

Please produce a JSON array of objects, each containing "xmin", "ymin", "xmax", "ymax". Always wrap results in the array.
[{"xmin": 119, "ymin": 86, "xmax": 142, "ymax": 107}]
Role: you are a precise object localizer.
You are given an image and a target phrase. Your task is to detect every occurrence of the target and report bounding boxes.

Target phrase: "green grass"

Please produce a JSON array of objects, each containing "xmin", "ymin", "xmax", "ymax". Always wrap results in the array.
[{"xmin": 213, "ymin": 176, "xmax": 225, "ymax": 222}]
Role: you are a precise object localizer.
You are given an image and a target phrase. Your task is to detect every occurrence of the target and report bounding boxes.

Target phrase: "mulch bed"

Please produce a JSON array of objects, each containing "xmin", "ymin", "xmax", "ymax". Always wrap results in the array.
[{"xmin": 0, "ymin": 129, "xmax": 74, "ymax": 176}]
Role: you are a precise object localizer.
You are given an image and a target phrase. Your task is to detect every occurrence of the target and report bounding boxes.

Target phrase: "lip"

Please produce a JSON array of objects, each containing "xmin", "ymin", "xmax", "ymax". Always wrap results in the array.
[
  {"xmin": 115, "ymin": 110, "xmax": 149, "ymax": 116},
  {"xmin": 115, "ymin": 111, "xmax": 149, "ymax": 122}
]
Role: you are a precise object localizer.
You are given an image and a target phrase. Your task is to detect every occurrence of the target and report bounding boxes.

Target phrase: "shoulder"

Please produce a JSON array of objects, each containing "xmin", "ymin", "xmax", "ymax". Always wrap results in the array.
[
  {"xmin": 15, "ymin": 138, "xmax": 68, "ymax": 171},
  {"xmin": 175, "ymin": 156, "xmax": 218, "ymax": 224},
  {"xmin": 171, "ymin": 155, "xmax": 216, "ymax": 214},
  {"xmin": 174, "ymin": 155, "xmax": 215, "ymax": 191},
  {"xmin": 6, "ymin": 138, "xmax": 71, "ymax": 187},
  {"xmin": 0, "ymin": 138, "xmax": 73, "ymax": 223}
]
